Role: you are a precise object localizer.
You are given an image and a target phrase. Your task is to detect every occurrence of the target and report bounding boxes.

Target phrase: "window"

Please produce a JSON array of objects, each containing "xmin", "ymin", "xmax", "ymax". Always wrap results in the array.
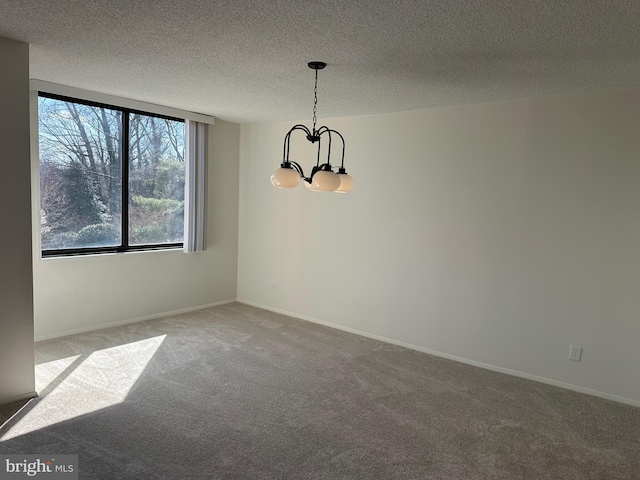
[{"xmin": 38, "ymin": 93, "xmax": 186, "ymax": 256}]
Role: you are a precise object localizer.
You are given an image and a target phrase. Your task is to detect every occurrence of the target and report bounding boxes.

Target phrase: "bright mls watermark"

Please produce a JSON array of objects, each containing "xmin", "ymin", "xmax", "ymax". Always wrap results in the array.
[{"xmin": 0, "ymin": 455, "xmax": 77, "ymax": 479}]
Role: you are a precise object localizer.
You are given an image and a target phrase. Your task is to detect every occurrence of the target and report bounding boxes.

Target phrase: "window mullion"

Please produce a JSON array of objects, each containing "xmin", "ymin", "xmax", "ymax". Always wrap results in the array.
[{"xmin": 122, "ymin": 111, "xmax": 130, "ymax": 248}]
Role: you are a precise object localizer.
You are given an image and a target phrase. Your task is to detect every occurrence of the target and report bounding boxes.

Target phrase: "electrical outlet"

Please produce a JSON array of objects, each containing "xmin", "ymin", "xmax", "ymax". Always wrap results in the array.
[
  {"xmin": 569, "ymin": 344, "xmax": 583, "ymax": 362},
  {"xmin": 270, "ymin": 281, "xmax": 276, "ymax": 292}
]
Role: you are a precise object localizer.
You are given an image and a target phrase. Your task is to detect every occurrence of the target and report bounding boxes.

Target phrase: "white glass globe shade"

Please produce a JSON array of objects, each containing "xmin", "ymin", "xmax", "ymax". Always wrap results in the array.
[
  {"xmin": 335, "ymin": 173, "xmax": 354, "ymax": 193},
  {"xmin": 304, "ymin": 180, "xmax": 321, "ymax": 191},
  {"xmin": 270, "ymin": 167, "xmax": 300, "ymax": 188},
  {"xmin": 311, "ymin": 170, "xmax": 341, "ymax": 191}
]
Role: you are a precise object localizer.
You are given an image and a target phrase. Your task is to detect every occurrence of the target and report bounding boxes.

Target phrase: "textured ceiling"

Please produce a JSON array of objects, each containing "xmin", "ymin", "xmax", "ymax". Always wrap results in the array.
[{"xmin": 1, "ymin": 0, "xmax": 640, "ymax": 123}]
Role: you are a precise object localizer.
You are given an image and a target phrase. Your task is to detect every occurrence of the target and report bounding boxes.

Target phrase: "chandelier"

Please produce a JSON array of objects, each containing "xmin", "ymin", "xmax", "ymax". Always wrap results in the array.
[{"xmin": 270, "ymin": 62, "xmax": 354, "ymax": 193}]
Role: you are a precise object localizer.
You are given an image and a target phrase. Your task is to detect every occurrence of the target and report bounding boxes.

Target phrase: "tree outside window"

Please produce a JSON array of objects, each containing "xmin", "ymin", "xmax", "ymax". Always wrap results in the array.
[{"xmin": 38, "ymin": 95, "xmax": 185, "ymax": 254}]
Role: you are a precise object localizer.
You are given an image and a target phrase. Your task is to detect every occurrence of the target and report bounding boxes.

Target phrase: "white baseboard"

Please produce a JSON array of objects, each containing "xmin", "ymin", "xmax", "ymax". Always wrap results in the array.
[
  {"xmin": 237, "ymin": 299, "xmax": 640, "ymax": 408},
  {"xmin": 34, "ymin": 299, "xmax": 237, "ymax": 342}
]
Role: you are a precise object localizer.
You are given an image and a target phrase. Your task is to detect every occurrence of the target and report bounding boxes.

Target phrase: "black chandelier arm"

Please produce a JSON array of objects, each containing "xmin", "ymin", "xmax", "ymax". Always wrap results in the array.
[
  {"xmin": 289, "ymin": 124, "xmax": 312, "ymax": 135},
  {"xmin": 316, "ymin": 135, "xmax": 321, "ymax": 168},
  {"xmin": 325, "ymin": 129, "xmax": 333, "ymax": 167},
  {"xmin": 283, "ymin": 125, "xmax": 313, "ymax": 162},
  {"xmin": 307, "ymin": 164, "xmax": 325, "ymax": 182},
  {"xmin": 288, "ymin": 160, "xmax": 304, "ymax": 177},
  {"xmin": 315, "ymin": 127, "xmax": 346, "ymax": 169},
  {"xmin": 328, "ymin": 129, "xmax": 345, "ymax": 169},
  {"xmin": 312, "ymin": 126, "xmax": 333, "ymax": 168}
]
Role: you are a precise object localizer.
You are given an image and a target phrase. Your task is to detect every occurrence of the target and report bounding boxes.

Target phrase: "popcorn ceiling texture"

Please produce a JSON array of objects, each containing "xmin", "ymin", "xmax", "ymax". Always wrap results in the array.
[{"xmin": 1, "ymin": 0, "xmax": 640, "ymax": 122}]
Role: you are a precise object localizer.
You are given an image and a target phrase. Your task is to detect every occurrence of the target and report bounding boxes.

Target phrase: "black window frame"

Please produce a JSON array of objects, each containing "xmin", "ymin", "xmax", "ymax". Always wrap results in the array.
[{"xmin": 38, "ymin": 92, "xmax": 186, "ymax": 258}]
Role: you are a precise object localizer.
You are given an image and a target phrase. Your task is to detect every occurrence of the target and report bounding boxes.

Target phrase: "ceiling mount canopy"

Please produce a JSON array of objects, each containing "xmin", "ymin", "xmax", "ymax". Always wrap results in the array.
[
  {"xmin": 270, "ymin": 62, "xmax": 354, "ymax": 193},
  {"xmin": 307, "ymin": 61, "xmax": 327, "ymax": 70}
]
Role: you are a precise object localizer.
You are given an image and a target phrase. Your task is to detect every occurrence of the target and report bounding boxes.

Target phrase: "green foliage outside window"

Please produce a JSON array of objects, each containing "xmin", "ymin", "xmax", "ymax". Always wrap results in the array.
[{"xmin": 39, "ymin": 95, "xmax": 185, "ymax": 252}]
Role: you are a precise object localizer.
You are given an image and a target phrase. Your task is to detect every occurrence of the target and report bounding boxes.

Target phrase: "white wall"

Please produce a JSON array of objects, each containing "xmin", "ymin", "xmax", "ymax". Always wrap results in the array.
[
  {"xmin": 0, "ymin": 37, "xmax": 36, "ymax": 405},
  {"xmin": 238, "ymin": 88, "xmax": 640, "ymax": 405},
  {"xmin": 33, "ymin": 120, "xmax": 239, "ymax": 340}
]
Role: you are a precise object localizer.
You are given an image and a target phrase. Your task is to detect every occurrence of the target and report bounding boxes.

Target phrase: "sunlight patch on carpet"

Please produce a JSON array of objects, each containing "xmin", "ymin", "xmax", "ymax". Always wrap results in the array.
[{"xmin": 1, "ymin": 335, "xmax": 165, "ymax": 440}]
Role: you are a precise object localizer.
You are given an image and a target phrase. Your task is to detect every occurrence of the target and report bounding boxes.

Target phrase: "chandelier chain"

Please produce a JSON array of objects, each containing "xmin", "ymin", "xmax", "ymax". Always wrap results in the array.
[{"xmin": 312, "ymin": 68, "xmax": 318, "ymax": 133}]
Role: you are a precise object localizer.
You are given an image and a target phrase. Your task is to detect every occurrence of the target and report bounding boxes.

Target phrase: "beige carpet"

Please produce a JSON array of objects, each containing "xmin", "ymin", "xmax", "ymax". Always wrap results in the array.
[{"xmin": 1, "ymin": 302, "xmax": 638, "ymax": 479}]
